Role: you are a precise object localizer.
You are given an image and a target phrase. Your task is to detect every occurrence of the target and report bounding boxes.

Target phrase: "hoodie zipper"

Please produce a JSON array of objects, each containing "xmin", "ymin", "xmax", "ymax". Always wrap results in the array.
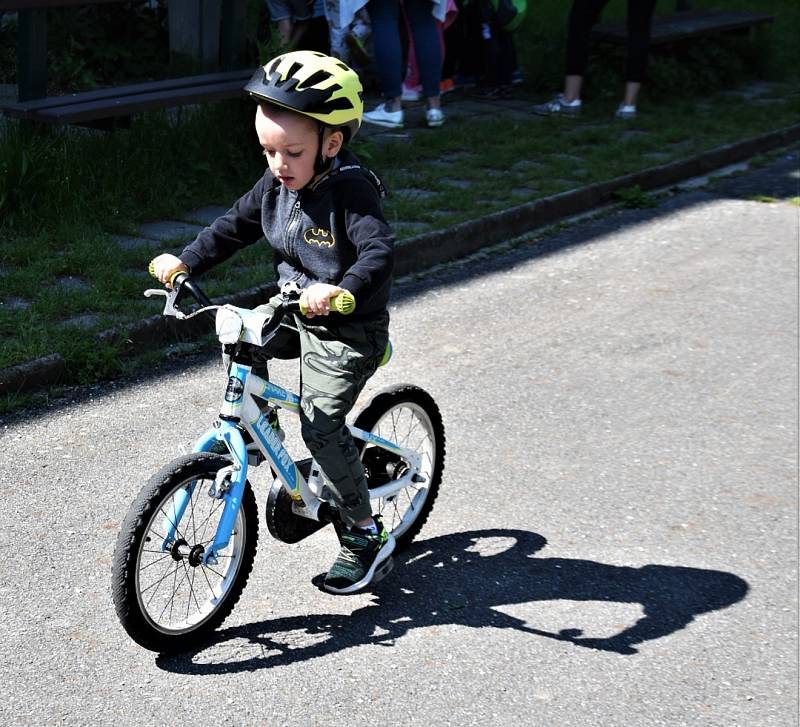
[{"xmin": 284, "ymin": 198, "xmax": 302, "ymax": 263}]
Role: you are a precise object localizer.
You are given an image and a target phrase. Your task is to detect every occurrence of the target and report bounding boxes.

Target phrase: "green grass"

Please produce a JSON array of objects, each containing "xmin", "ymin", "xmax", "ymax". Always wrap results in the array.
[{"xmin": 1, "ymin": 81, "xmax": 797, "ymax": 394}]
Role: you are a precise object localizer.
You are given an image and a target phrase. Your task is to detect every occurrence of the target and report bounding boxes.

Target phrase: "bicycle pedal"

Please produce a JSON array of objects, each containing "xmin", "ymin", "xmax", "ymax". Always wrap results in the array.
[{"xmin": 372, "ymin": 556, "xmax": 394, "ymax": 584}]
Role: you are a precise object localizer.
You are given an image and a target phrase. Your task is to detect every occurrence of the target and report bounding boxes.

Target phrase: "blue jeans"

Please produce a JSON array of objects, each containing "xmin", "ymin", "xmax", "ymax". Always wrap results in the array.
[{"xmin": 367, "ymin": 0, "xmax": 441, "ymax": 100}]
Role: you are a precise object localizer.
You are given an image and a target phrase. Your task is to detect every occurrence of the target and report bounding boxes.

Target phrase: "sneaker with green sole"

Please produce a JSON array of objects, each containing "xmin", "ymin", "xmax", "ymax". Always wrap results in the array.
[{"xmin": 323, "ymin": 515, "xmax": 396, "ymax": 594}]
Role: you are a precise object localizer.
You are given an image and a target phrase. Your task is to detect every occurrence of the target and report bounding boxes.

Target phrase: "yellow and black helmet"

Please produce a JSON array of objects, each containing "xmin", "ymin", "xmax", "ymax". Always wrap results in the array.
[{"xmin": 245, "ymin": 51, "xmax": 364, "ymax": 141}]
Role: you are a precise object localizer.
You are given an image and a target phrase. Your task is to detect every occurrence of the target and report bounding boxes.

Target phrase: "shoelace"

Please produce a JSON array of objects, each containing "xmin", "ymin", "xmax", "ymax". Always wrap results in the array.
[{"xmin": 337, "ymin": 548, "xmax": 361, "ymax": 566}]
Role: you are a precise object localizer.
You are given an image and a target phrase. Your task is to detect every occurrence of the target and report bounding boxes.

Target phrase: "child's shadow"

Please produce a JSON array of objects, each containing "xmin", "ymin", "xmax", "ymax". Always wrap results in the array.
[{"xmin": 156, "ymin": 529, "xmax": 748, "ymax": 673}]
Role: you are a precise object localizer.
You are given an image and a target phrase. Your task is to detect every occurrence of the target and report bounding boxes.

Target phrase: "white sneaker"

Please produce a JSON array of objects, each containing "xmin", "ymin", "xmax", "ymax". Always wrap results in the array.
[
  {"xmin": 401, "ymin": 84, "xmax": 421, "ymax": 102},
  {"xmin": 425, "ymin": 107, "xmax": 445, "ymax": 128},
  {"xmin": 615, "ymin": 104, "xmax": 637, "ymax": 119},
  {"xmin": 532, "ymin": 94, "xmax": 582, "ymax": 117},
  {"xmin": 363, "ymin": 103, "xmax": 404, "ymax": 129}
]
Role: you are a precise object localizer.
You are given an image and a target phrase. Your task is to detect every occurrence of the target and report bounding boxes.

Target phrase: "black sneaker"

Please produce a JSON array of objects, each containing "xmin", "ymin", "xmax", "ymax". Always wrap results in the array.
[{"xmin": 323, "ymin": 516, "xmax": 396, "ymax": 594}]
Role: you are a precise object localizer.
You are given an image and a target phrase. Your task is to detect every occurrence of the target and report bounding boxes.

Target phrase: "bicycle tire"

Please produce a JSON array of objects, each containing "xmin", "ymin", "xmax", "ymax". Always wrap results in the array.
[
  {"xmin": 353, "ymin": 384, "xmax": 445, "ymax": 551},
  {"xmin": 111, "ymin": 453, "xmax": 258, "ymax": 653}
]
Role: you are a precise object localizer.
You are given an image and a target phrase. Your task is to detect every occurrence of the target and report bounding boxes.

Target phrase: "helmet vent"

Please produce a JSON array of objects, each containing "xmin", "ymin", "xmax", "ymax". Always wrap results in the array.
[
  {"xmin": 323, "ymin": 95, "xmax": 355, "ymax": 111},
  {"xmin": 302, "ymin": 69, "xmax": 332, "ymax": 89},
  {"xmin": 266, "ymin": 58, "xmax": 281, "ymax": 78},
  {"xmin": 286, "ymin": 62, "xmax": 304, "ymax": 80}
]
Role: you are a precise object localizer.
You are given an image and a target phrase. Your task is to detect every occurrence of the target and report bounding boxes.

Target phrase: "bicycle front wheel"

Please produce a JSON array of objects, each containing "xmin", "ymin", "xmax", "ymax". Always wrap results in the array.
[
  {"xmin": 111, "ymin": 453, "xmax": 258, "ymax": 653},
  {"xmin": 354, "ymin": 384, "xmax": 445, "ymax": 551}
]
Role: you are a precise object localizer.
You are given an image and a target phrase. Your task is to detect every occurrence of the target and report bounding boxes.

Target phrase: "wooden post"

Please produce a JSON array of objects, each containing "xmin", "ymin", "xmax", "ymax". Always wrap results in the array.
[
  {"xmin": 220, "ymin": 0, "xmax": 245, "ymax": 70},
  {"xmin": 168, "ymin": 0, "xmax": 222, "ymax": 70},
  {"xmin": 17, "ymin": 7, "xmax": 47, "ymax": 101}
]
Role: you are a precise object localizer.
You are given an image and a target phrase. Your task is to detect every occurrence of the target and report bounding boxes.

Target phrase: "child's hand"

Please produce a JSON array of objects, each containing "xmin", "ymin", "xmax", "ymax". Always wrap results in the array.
[
  {"xmin": 150, "ymin": 254, "xmax": 188, "ymax": 287},
  {"xmin": 301, "ymin": 283, "xmax": 344, "ymax": 318}
]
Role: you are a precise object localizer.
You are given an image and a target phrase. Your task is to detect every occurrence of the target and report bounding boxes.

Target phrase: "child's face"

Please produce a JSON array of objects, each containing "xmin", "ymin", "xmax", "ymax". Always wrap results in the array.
[{"xmin": 255, "ymin": 105, "xmax": 323, "ymax": 191}]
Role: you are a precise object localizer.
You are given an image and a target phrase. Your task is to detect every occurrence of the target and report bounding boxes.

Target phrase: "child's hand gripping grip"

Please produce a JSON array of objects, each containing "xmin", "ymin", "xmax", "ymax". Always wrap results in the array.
[
  {"xmin": 300, "ymin": 291, "xmax": 356, "ymax": 316},
  {"xmin": 148, "ymin": 260, "xmax": 186, "ymax": 288}
]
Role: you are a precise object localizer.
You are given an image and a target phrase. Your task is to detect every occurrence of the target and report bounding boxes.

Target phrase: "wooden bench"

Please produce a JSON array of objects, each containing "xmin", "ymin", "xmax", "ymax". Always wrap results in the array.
[
  {"xmin": 3, "ymin": 68, "xmax": 252, "ymax": 125},
  {"xmin": 591, "ymin": 5, "xmax": 774, "ymax": 48},
  {"xmin": 1, "ymin": 0, "xmax": 248, "ymax": 127},
  {"xmin": 1, "ymin": 1, "xmax": 128, "ymax": 102}
]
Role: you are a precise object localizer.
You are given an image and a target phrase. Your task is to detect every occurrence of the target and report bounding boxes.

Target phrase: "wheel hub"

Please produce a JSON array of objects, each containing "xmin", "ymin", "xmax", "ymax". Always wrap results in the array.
[
  {"xmin": 169, "ymin": 538, "xmax": 206, "ymax": 567},
  {"xmin": 188, "ymin": 544, "xmax": 206, "ymax": 568},
  {"xmin": 362, "ymin": 447, "xmax": 406, "ymax": 487}
]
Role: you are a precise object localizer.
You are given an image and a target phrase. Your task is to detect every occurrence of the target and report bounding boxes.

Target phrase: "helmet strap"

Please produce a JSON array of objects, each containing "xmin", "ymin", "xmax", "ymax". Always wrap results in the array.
[{"xmin": 314, "ymin": 125, "xmax": 333, "ymax": 176}]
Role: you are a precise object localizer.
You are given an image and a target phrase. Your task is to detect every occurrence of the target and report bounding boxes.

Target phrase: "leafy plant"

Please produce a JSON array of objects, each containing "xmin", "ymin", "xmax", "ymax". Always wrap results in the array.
[
  {"xmin": 0, "ymin": 127, "xmax": 48, "ymax": 225},
  {"xmin": 614, "ymin": 185, "xmax": 657, "ymax": 209}
]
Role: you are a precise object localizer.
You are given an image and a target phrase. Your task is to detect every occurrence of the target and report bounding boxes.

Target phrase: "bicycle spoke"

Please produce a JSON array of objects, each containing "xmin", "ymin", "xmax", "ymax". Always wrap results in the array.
[
  {"xmin": 364, "ymin": 398, "xmax": 440, "ymax": 542},
  {"xmin": 161, "ymin": 560, "xmax": 191, "ymax": 624},
  {"xmin": 157, "ymin": 502, "xmax": 186, "ymax": 544},
  {"xmin": 165, "ymin": 562, "xmax": 181, "ymax": 624},
  {"xmin": 187, "ymin": 566, "xmax": 202, "ymax": 621},
  {"xmin": 188, "ymin": 483, "xmax": 199, "ymax": 544},
  {"xmin": 141, "ymin": 559, "xmax": 180, "ymax": 598},
  {"xmin": 194, "ymin": 498, "xmax": 224, "ymax": 546},
  {"xmin": 203, "ymin": 564, "xmax": 228, "ymax": 581},
  {"xmin": 200, "ymin": 565, "xmax": 220, "ymax": 602},
  {"xmin": 139, "ymin": 552, "xmax": 173, "ymax": 571}
]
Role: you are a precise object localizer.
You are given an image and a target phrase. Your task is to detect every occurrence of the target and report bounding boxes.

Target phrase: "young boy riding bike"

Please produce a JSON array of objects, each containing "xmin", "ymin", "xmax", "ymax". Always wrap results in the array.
[{"xmin": 150, "ymin": 51, "xmax": 395, "ymax": 595}]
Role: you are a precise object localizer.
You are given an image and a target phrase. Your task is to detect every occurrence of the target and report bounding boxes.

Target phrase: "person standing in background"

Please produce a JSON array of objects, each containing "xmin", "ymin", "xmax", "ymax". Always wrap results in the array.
[
  {"xmin": 361, "ymin": 0, "xmax": 448, "ymax": 129},
  {"xmin": 533, "ymin": 0, "xmax": 657, "ymax": 119}
]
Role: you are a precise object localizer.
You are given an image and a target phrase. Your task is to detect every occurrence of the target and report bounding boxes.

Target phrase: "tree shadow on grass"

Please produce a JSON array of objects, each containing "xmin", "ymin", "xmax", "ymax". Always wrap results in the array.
[{"xmin": 156, "ymin": 529, "xmax": 748, "ymax": 674}]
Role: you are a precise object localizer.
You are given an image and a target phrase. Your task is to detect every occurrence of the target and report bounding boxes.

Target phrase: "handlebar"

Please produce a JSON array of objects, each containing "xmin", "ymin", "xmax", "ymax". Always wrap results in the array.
[
  {"xmin": 145, "ymin": 263, "xmax": 355, "ymax": 330},
  {"xmin": 147, "ymin": 262, "xmax": 214, "ymax": 308}
]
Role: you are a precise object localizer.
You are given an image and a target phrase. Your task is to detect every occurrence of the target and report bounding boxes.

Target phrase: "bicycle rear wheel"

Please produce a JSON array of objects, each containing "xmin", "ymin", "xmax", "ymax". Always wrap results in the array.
[
  {"xmin": 111, "ymin": 453, "xmax": 258, "ymax": 653},
  {"xmin": 354, "ymin": 384, "xmax": 445, "ymax": 551}
]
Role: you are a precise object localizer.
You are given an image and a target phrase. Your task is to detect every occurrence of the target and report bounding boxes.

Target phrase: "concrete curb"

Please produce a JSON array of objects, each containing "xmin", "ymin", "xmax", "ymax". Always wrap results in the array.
[
  {"xmin": 2, "ymin": 123, "xmax": 798, "ymax": 398},
  {"xmin": 394, "ymin": 123, "xmax": 800, "ymax": 276}
]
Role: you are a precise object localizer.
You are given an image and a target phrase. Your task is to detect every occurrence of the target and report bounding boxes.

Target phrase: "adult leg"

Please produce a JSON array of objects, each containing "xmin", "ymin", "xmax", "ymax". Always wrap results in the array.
[
  {"xmin": 563, "ymin": 0, "xmax": 609, "ymax": 101},
  {"xmin": 403, "ymin": 0, "xmax": 442, "ymax": 107},
  {"xmin": 621, "ymin": 0, "xmax": 657, "ymax": 106},
  {"xmin": 366, "ymin": 0, "xmax": 403, "ymax": 108}
]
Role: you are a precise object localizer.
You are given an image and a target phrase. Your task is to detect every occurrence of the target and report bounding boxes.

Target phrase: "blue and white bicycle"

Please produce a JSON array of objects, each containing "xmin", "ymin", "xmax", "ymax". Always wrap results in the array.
[{"xmin": 111, "ymin": 273, "xmax": 445, "ymax": 653}]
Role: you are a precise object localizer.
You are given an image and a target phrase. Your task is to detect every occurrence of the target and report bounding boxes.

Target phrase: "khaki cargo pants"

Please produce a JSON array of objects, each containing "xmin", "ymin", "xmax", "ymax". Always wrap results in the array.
[{"xmin": 250, "ymin": 294, "xmax": 389, "ymax": 525}]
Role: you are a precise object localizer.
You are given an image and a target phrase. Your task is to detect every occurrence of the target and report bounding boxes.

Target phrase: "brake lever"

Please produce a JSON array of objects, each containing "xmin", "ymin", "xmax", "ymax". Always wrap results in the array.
[{"xmin": 144, "ymin": 288, "xmax": 187, "ymax": 319}]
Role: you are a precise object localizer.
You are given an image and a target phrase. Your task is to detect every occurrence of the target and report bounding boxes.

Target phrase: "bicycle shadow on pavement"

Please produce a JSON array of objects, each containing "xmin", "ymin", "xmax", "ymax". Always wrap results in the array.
[{"xmin": 156, "ymin": 528, "xmax": 748, "ymax": 674}]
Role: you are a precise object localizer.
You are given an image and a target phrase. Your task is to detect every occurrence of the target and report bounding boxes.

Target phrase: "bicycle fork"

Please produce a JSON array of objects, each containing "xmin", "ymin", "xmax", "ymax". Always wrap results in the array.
[{"xmin": 160, "ymin": 419, "xmax": 250, "ymax": 566}]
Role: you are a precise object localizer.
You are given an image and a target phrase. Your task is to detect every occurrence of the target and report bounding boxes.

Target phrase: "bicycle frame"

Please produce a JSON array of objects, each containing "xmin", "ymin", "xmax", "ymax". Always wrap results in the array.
[{"xmin": 160, "ymin": 346, "xmax": 422, "ymax": 567}]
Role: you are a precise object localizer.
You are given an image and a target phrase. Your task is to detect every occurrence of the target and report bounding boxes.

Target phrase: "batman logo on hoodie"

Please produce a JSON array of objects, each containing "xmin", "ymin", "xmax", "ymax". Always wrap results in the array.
[{"xmin": 303, "ymin": 227, "xmax": 336, "ymax": 248}]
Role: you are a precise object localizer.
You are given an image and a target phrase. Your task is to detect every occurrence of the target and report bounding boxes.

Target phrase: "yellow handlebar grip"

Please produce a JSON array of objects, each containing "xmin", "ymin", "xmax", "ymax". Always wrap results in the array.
[
  {"xmin": 299, "ymin": 290, "xmax": 356, "ymax": 316},
  {"xmin": 148, "ymin": 260, "xmax": 157, "ymax": 279},
  {"xmin": 331, "ymin": 291, "xmax": 356, "ymax": 315}
]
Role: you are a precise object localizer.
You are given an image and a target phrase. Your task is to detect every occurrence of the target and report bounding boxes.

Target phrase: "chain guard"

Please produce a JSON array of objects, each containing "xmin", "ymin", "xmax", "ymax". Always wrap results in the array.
[{"xmin": 265, "ymin": 458, "xmax": 329, "ymax": 544}]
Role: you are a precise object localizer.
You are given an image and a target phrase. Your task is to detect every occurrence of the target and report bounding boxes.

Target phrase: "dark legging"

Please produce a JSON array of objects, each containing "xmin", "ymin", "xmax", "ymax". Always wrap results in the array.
[{"xmin": 565, "ymin": 0, "xmax": 657, "ymax": 83}]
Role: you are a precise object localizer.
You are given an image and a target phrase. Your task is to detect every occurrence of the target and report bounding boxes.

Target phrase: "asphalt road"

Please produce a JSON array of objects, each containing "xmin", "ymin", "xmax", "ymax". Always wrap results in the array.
[{"xmin": 1, "ymin": 154, "xmax": 798, "ymax": 726}]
